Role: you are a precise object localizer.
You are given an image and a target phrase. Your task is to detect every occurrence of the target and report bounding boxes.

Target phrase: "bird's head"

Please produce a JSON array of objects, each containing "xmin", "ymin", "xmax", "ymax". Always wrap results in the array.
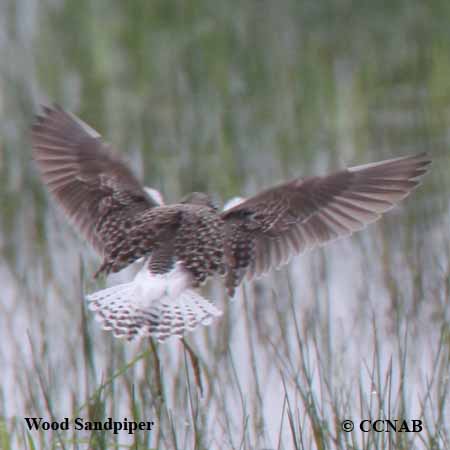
[{"xmin": 180, "ymin": 192, "xmax": 218, "ymax": 210}]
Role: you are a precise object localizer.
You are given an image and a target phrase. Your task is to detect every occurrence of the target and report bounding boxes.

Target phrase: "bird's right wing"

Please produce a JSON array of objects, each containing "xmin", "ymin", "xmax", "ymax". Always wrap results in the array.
[
  {"xmin": 221, "ymin": 153, "xmax": 431, "ymax": 294},
  {"xmin": 32, "ymin": 105, "xmax": 160, "ymax": 255}
]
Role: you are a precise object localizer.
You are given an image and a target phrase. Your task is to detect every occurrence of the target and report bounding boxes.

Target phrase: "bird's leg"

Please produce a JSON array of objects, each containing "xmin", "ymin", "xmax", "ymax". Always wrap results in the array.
[
  {"xmin": 182, "ymin": 338, "xmax": 204, "ymax": 397},
  {"xmin": 93, "ymin": 260, "xmax": 110, "ymax": 278},
  {"xmin": 149, "ymin": 338, "xmax": 163, "ymax": 399}
]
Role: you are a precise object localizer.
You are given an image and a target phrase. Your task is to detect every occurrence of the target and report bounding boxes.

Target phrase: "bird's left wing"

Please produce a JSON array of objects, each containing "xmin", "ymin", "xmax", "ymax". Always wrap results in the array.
[
  {"xmin": 32, "ymin": 105, "xmax": 160, "ymax": 256},
  {"xmin": 221, "ymin": 153, "xmax": 431, "ymax": 294}
]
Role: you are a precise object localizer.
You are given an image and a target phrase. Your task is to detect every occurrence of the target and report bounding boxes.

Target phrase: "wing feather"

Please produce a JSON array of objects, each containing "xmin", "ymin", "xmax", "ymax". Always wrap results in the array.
[
  {"xmin": 221, "ymin": 153, "xmax": 431, "ymax": 292},
  {"xmin": 32, "ymin": 105, "xmax": 159, "ymax": 254}
]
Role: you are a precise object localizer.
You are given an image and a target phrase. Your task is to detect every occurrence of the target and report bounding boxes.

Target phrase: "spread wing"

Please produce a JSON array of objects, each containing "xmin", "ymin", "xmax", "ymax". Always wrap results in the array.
[
  {"xmin": 31, "ymin": 105, "xmax": 160, "ymax": 255},
  {"xmin": 221, "ymin": 153, "xmax": 431, "ymax": 294}
]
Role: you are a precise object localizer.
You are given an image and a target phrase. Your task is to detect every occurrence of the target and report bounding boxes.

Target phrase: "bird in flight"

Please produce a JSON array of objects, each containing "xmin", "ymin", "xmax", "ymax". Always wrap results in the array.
[{"xmin": 32, "ymin": 105, "xmax": 431, "ymax": 342}]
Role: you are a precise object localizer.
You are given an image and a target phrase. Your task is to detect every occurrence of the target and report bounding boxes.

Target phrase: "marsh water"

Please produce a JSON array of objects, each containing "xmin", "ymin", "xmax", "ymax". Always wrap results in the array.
[{"xmin": 0, "ymin": 1, "xmax": 449, "ymax": 449}]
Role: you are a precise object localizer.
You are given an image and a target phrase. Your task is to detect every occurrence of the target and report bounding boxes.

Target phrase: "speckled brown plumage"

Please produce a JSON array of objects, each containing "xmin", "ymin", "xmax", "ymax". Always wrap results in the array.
[{"xmin": 32, "ymin": 105, "xmax": 432, "ymax": 302}]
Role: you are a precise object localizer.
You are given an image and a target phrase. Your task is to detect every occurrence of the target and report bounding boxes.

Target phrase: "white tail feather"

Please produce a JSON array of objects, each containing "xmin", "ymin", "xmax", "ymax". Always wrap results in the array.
[{"xmin": 86, "ymin": 283, "xmax": 222, "ymax": 342}]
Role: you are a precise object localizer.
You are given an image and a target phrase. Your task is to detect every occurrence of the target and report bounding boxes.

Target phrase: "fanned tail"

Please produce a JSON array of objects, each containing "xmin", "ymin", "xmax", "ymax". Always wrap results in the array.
[{"xmin": 86, "ymin": 283, "xmax": 222, "ymax": 342}]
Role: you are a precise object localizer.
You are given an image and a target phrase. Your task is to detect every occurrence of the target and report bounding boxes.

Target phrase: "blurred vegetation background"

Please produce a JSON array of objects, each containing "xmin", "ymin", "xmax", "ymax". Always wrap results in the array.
[{"xmin": 0, "ymin": 0, "xmax": 449, "ymax": 449}]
